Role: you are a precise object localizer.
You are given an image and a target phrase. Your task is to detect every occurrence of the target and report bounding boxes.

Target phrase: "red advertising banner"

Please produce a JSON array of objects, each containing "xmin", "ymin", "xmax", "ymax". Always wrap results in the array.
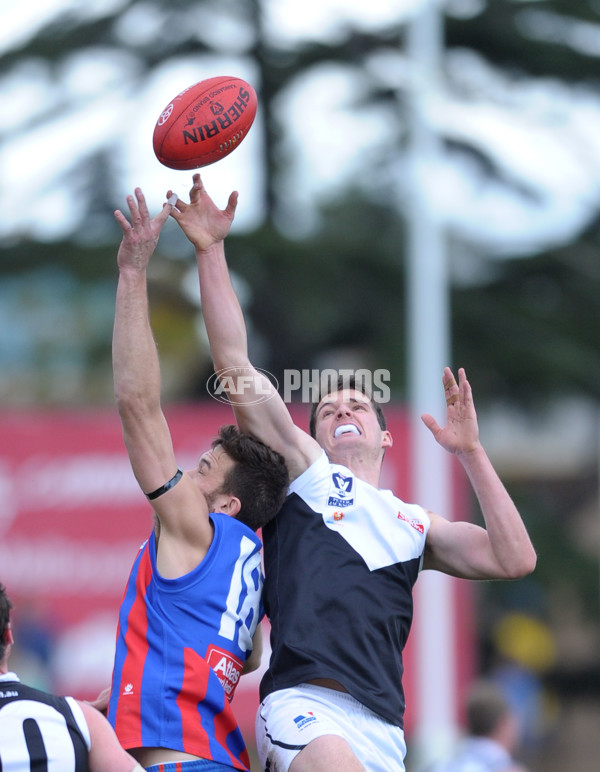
[{"xmin": 0, "ymin": 402, "xmax": 473, "ymax": 740}]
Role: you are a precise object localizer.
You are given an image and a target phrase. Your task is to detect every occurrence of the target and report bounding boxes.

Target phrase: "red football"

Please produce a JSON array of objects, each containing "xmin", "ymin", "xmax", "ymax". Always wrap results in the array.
[{"xmin": 152, "ymin": 76, "xmax": 257, "ymax": 170}]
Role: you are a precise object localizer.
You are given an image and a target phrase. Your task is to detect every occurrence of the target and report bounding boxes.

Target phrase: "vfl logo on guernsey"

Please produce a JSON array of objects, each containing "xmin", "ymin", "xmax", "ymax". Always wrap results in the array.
[
  {"xmin": 293, "ymin": 712, "xmax": 317, "ymax": 731},
  {"xmin": 327, "ymin": 472, "xmax": 354, "ymax": 507}
]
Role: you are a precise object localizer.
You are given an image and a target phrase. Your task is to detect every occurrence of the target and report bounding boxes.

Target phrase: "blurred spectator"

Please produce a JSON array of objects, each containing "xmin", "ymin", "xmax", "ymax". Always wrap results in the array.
[
  {"xmin": 9, "ymin": 595, "xmax": 57, "ymax": 691},
  {"xmin": 490, "ymin": 611, "xmax": 558, "ymax": 753},
  {"xmin": 426, "ymin": 679, "xmax": 529, "ymax": 772}
]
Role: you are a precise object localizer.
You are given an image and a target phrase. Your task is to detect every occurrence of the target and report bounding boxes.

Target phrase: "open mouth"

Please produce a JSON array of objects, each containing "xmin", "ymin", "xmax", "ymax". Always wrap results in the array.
[{"xmin": 334, "ymin": 424, "xmax": 360, "ymax": 438}]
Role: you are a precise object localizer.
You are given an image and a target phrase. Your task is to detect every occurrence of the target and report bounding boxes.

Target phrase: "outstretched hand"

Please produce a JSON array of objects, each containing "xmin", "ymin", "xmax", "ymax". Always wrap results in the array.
[
  {"xmin": 421, "ymin": 367, "xmax": 481, "ymax": 457},
  {"xmin": 168, "ymin": 173, "xmax": 238, "ymax": 252},
  {"xmin": 114, "ymin": 187, "xmax": 173, "ymax": 272}
]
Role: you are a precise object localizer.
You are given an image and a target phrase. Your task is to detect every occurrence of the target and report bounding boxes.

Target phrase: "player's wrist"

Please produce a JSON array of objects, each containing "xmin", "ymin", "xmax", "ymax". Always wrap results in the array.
[
  {"xmin": 118, "ymin": 263, "xmax": 148, "ymax": 280},
  {"xmin": 195, "ymin": 239, "xmax": 225, "ymax": 259},
  {"xmin": 455, "ymin": 440, "xmax": 484, "ymax": 463}
]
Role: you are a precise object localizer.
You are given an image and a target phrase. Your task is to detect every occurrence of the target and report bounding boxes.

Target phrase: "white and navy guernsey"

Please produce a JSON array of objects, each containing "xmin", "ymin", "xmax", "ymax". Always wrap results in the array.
[
  {"xmin": 260, "ymin": 451, "xmax": 430, "ymax": 728},
  {"xmin": 0, "ymin": 672, "xmax": 91, "ymax": 771}
]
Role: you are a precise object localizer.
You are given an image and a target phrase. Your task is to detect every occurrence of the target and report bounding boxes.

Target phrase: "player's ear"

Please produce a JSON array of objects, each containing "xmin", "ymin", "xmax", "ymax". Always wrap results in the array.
[
  {"xmin": 217, "ymin": 495, "xmax": 241, "ymax": 517},
  {"xmin": 382, "ymin": 430, "xmax": 393, "ymax": 449},
  {"xmin": 4, "ymin": 623, "xmax": 14, "ymax": 646}
]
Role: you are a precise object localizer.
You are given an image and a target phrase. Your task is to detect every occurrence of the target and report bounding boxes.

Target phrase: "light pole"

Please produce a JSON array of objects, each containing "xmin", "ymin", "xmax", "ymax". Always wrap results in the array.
[{"xmin": 405, "ymin": 1, "xmax": 458, "ymax": 768}]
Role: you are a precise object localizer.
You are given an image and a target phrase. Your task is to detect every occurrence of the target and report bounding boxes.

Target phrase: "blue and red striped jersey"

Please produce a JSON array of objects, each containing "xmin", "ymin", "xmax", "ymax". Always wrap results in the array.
[{"xmin": 108, "ymin": 513, "xmax": 263, "ymax": 771}]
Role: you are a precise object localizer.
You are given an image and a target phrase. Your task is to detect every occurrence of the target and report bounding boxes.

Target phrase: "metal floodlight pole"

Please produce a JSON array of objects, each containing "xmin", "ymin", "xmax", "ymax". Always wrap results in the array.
[{"xmin": 405, "ymin": 1, "xmax": 458, "ymax": 768}]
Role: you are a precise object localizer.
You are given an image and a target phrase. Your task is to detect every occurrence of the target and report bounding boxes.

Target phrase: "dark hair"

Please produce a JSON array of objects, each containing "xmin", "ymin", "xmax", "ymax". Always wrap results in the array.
[
  {"xmin": 0, "ymin": 583, "xmax": 13, "ymax": 662},
  {"xmin": 308, "ymin": 373, "xmax": 387, "ymax": 438},
  {"xmin": 466, "ymin": 680, "xmax": 510, "ymax": 737},
  {"xmin": 212, "ymin": 425, "xmax": 289, "ymax": 531}
]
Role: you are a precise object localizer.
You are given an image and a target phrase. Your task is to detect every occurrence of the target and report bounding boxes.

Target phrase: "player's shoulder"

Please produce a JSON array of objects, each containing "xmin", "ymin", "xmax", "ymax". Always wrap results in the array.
[
  {"xmin": 210, "ymin": 511, "xmax": 263, "ymax": 552},
  {"xmin": 6, "ymin": 680, "xmax": 63, "ymax": 707},
  {"xmin": 288, "ymin": 450, "xmax": 329, "ymax": 490}
]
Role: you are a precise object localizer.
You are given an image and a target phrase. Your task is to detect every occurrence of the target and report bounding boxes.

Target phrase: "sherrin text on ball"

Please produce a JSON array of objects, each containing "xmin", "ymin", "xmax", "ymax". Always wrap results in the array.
[{"xmin": 153, "ymin": 75, "xmax": 257, "ymax": 170}]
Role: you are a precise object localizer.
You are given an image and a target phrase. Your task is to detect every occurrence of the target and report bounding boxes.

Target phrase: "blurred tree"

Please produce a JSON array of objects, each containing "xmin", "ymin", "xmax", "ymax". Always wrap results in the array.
[{"xmin": 1, "ymin": 0, "xmax": 600, "ymax": 409}]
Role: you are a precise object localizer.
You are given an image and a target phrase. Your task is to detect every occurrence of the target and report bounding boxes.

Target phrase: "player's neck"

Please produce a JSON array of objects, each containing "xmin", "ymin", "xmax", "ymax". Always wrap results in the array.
[{"xmin": 330, "ymin": 451, "xmax": 382, "ymax": 488}]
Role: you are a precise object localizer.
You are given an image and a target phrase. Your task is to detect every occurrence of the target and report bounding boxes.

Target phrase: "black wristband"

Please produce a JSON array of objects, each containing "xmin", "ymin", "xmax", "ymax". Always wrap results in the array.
[{"xmin": 145, "ymin": 468, "xmax": 183, "ymax": 501}]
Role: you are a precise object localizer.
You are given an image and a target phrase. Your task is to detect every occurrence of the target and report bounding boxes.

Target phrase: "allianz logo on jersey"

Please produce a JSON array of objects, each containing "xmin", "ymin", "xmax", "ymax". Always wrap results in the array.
[{"xmin": 327, "ymin": 471, "xmax": 354, "ymax": 508}]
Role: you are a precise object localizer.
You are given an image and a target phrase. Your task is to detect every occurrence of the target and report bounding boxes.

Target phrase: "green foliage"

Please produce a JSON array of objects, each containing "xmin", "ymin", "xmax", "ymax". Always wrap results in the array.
[
  {"xmin": 224, "ymin": 192, "xmax": 408, "ymax": 395},
  {"xmin": 2, "ymin": 0, "xmax": 600, "ymax": 411},
  {"xmin": 446, "ymin": 0, "xmax": 600, "ymax": 81},
  {"xmin": 453, "ymin": 228, "xmax": 600, "ymax": 405}
]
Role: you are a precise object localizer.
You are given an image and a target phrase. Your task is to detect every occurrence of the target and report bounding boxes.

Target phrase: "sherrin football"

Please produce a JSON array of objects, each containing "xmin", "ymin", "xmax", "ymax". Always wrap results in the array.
[{"xmin": 153, "ymin": 76, "xmax": 257, "ymax": 170}]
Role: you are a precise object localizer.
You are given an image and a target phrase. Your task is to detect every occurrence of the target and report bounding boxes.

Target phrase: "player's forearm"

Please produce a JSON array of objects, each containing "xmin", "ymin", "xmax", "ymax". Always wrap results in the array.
[
  {"xmin": 113, "ymin": 268, "xmax": 162, "ymax": 416},
  {"xmin": 196, "ymin": 241, "xmax": 251, "ymax": 371},
  {"xmin": 459, "ymin": 444, "xmax": 537, "ymax": 578}
]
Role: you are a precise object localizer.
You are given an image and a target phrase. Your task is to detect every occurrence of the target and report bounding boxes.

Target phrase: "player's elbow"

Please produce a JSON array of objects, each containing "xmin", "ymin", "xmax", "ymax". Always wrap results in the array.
[
  {"xmin": 504, "ymin": 547, "xmax": 537, "ymax": 579},
  {"xmin": 242, "ymin": 626, "xmax": 263, "ymax": 675},
  {"xmin": 241, "ymin": 656, "xmax": 260, "ymax": 676},
  {"xmin": 114, "ymin": 383, "xmax": 153, "ymax": 419},
  {"xmin": 241, "ymin": 645, "xmax": 262, "ymax": 675},
  {"xmin": 520, "ymin": 549, "xmax": 538, "ymax": 577}
]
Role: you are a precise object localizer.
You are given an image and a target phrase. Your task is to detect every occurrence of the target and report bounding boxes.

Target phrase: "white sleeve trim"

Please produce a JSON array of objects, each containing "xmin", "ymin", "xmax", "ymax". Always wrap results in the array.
[{"xmin": 65, "ymin": 696, "xmax": 91, "ymax": 751}]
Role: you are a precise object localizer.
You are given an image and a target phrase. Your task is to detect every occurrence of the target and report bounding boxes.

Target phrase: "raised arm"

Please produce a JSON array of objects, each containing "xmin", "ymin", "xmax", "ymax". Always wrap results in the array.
[
  {"xmin": 113, "ymin": 189, "xmax": 176, "ymax": 494},
  {"xmin": 421, "ymin": 367, "xmax": 537, "ymax": 580},
  {"xmin": 169, "ymin": 174, "xmax": 320, "ymax": 480},
  {"xmin": 113, "ymin": 189, "xmax": 213, "ymax": 570}
]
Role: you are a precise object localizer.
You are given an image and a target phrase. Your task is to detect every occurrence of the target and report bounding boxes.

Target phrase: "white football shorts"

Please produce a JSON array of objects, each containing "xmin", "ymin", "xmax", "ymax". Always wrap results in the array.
[{"xmin": 255, "ymin": 683, "xmax": 407, "ymax": 772}]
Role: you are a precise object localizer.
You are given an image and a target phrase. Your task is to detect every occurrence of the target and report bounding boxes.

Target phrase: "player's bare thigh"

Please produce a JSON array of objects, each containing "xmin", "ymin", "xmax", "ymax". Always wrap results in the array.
[{"xmin": 289, "ymin": 735, "xmax": 366, "ymax": 772}]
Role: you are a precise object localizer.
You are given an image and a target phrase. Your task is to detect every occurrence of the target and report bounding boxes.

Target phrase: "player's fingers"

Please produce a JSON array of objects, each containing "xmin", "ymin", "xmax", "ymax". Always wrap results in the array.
[
  {"xmin": 189, "ymin": 173, "xmax": 204, "ymax": 202},
  {"xmin": 224, "ymin": 190, "xmax": 239, "ymax": 218},
  {"xmin": 135, "ymin": 187, "xmax": 150, "ymax": 222},
  {"xmin": 443, "ymin": 368, "xmax": 459, "ymax": 407},
  {"xmin": 459, "ymin": 370, "xmax": 473, "ymax": 405},
  {"xmin": 166, "ymin": 190, "xmax": 185, "ymax": 214},
  {"xmin": 114, "ymin": 209, "xmax": 131, "ymax": 233},
  {"xmin": 156, "ymin": 198, "xmax": 174, "ymax": 226},
  {"xmin": 126, "ymin": 194, "xmax": 141, "ymax": 224},
  {"xmin": 421, "ymin": 413, "xmax": 440, "ymax": 437},
  {"xmin": 442, "ymin": 366, "xmax": 456, "ymax": 386}
]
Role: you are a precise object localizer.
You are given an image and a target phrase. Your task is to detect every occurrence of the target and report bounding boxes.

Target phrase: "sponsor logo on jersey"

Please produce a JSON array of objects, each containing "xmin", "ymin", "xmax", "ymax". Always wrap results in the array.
[
  {"xmin": 333, "ymin": 511, "xmax": 344, "ymax": 521},
  {"xmin": 0, "ymin": 690, "xmax": 18, "ymax": 698},
  {"xmin": 327, "ymin": 471, "xmax": 354, "ymax": 507},
  {"xmin": 122, "ymin": 682, "xmax": 134, "ymax": 696},
  {"xmin": 293, "ymin": 712, "xmax": 317, "ymax": 731},
  {"xmin": 397, "ymin": 510, "xmax": 425, "ymax": 534},
  {"xmin": 207, "ymin": 645, "xmax": 243, "ymax": 701}
]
